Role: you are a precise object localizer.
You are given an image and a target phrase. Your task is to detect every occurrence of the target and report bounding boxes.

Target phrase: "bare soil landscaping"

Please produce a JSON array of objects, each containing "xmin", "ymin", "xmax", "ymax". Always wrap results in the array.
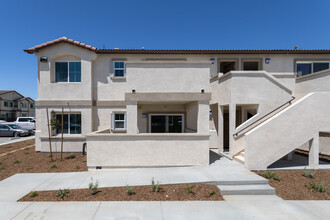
[
  {"xmin": 0, "ymin": 139, "xmax": 34, "ymax": 154},
  {"xmin": 19, "ymin": 184, "xmax": 223, "ymax": 202},
  {"xmin": 0, "ymin": 140, "xmax": 87, "ymax": 181},
  {"xmin": 255, "ymin": 170, "xmax": 330, "ymax": 200}
]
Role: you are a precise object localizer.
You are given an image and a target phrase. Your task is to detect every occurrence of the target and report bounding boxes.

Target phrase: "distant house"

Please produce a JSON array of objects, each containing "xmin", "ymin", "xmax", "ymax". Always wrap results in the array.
[{"xmin": 0, "ymin": 90, "xmax": 35, "ymax": 121}]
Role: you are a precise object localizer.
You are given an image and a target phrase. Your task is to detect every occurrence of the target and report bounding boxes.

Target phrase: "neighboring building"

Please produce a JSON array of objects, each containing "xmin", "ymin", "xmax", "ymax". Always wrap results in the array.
[
  {"xmin": 25, "ymin": 37, "xmax": 330, "ymax": 170},
  {"xmin": 0, "ymin": 90, "xmax": 35, "ymax": 121}
]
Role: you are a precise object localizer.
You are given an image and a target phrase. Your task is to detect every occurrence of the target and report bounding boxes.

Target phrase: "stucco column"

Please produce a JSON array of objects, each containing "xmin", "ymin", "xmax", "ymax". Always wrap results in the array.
[
  {"xmin": 218, "ymin": 104, "xmax": 224, "ymax": 153},
  {"xmin": 126, "ymin": 101, "xmax": 138, "ymax": 134},
  {"xmin": 309, "ymin": 135, "xmax": 319, "ymax": 169},
  {"xmin": 229, "ymin": 104, "xmax": 236, "ymax": 157},
  {"xmin": 197, "ymin": 101, "xmax": 209, "ymax": 134}
]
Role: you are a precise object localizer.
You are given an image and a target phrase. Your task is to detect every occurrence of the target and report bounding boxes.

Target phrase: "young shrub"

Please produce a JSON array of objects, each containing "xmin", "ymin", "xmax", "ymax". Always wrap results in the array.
[
  {"xmin": 50, "ymin": 164, "xmax": 57, "ymax": 168},
  {"xmin": 187, "ymin": 187, "xmax": 194, "ymax": 194},
  {"xmin": 56, "ymin": 189, "xmax": 69, "ymax": 198},
  {"xmin": 311, "ymin": 182, "xmax": 327, "ymax": 193},
  {"xmin": 75, "ymin": 165, "xmax": 81, "ymax": 169},
  {"xmin": 0, "ymin": 163, "xmax": 4, "ymax": 170},
  {"xmin": 13, "ymin": 160, "xmax": 20, "ymax": 164},
  {"xmin": 262, "ymin": 172, "xmax": 280, "ymax": 181},
  {"xmin": 151, "ymin": 177, "xmax": 156, "ymax": 192},
  {"xmin": 209, "ymin": 190, "xmax": 216, "ymax": 196},
  {"xmin": 126, "ymin": 185, "xmax": 134, "ymax": 195},
  {"xmin": 30, "ymin": 191, "xmax": 38, "ymax": 197},
  {"xmin": 66, "ymin": 154, "xmax": 76, "ymax": 159},
  {"xmin": 89, "ymin": 181, "xmax": 99, "ymax": 195},
  {"xmin": 156, "ymin": 181, "xmax": 160, "ymax": 192},
  {"xmin": 302, "ymin": 168, "xmax": 315, "ymax": 179}
]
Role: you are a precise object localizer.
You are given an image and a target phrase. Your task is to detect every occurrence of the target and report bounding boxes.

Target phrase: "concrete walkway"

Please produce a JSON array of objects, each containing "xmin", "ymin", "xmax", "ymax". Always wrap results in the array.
[
  {"xmin": 0, "ymin": 135, "xmax": 34, "ymax": 146},
  {"xmin": 0, "ymin": 157, "xmax": 329, "ymax": 219}
]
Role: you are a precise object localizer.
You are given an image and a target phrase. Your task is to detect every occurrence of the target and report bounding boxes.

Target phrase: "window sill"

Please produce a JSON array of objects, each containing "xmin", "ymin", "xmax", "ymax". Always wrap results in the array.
[
  {"xmin": 110, "ymin": 76, "xmax": 126, "ymax": 80},
  {"xmin": 111, "ymin": 128, "xmax": 127, "ymax": 133}
]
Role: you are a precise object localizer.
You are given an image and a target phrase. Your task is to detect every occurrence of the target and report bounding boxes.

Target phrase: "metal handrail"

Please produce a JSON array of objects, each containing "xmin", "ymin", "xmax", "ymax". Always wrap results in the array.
[{"xmin": 233, "ymin": 96, "xmax": 295, "ymax": 137}]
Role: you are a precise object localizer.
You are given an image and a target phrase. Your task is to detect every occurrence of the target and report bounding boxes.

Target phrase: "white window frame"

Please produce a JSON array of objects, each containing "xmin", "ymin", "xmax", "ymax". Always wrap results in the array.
[
  {"xmin": 111, "ymin": 112, "xmax": 127, "ymax": 130},
  {"xmin": 296, "ymin": 61, "xmax": 330, "ymax": 76},
  {"xmin": 113, "ymin": 61, "xmax": 126, "ymax": 77},
  {"xmin": 4, "ymin": 101, "xmax": 12, "ymax": 107},
  {"xmin": 54, "ymin": 60, "xmax": 81, "ymax": 83},
  {"xmin": 21, "ymin": 103, "xmax": 27, "ymax": 108},
  {"xmin": 149, "ymin": 114, "xmax": 184, "ymax": 133},
  {"xmin": 55, "ymin": 113, "xmax": 82, "ymax": 135}
]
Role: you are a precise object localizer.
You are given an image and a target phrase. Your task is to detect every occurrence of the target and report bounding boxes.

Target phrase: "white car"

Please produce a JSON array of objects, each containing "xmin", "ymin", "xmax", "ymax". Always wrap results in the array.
[{"xmin": 12, "ymin": 117, "xmax": 36, "ymax": 130}]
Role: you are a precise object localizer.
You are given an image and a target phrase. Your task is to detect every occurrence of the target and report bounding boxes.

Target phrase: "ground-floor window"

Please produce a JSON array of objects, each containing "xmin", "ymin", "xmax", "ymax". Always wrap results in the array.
[
  {"xmin": 55, "ymin": 113, "xmax": 81, "ymax": 134},
  {"xmin": 149, "ymin": 114, "xmax": 184, "ymax": 133},
  {"xmin": 22, "ymin": 113, "xmax": 27, "ymax": 117},
  {"xmin": 111, "ymin": 113, "xmax": 126, "ymax": 130}
]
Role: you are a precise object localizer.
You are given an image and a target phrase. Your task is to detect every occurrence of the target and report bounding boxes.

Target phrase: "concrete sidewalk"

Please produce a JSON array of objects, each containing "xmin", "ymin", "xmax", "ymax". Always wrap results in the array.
[{"xmin": 0, "ymin": 135, "xmax": 34, "ymax": 146}]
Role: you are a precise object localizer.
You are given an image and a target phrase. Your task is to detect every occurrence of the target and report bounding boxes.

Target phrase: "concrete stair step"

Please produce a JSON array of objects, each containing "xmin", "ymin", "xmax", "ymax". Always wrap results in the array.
[
  {"xmin": 233, "ymin": 155, "xmax": 245, "ymax": 164},
  {"xmin": 218, "ymin": 184, "xmax": 276, "ymax": 195},
  {"xmin": 215, "ymin": 179, "xmax": 268, "ymax": 185}
]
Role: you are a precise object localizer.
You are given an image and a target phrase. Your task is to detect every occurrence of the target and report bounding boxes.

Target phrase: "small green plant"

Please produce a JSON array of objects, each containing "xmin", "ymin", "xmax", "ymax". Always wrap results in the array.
[
  {"xmin": 0, "ymin": 164, "xmax": 4, "ymax": 170},
  {"xmin": 187, "ymin": 187, "xmax": 194, "ymax": 194},
  {"xmin": 30, "ymin": 191, "xmax": 38, "ymax": 197},
  {"xmin": 126, "ymin": 185, "xmax": 134, "ymax": 195},
  {"xmin": 6, "ymin": 152, "xmax": 12, "ymax": 156},
  {"xmin": 13, "ymin": 160, "xmax": 20, "ymax": 164},
  {"xmin": 82, "ymin": 160, "xmax": 86, "ymax": 162},
  {"xmin": 66, "ymin": 154, "xmax": 76, "ymax": 159},
  {"xmin": 56, "ymin": 189, "xmax": 69, "ymax": 198},
  {"xmin": 24, "ymin": 147, "xmax": 29, "ymax": 150},
  {"xmin": 311, "ymin": 182, "xmax": 326, "ymax": 193},
  {"xmin": 89, "ymin": 181, "xmax": 99, "ymax": 195},
  {"xmin": 155, "ymin": 181, "xmax": 160, "ymax": 192},
  {"xmin": 75, "ymin": 165, "xmax": 81, "ymax": 169},
  {"xmin": 302, "ymin": 168, "xmax": 315, "ymax": 179},
  {"xmin": 50, "ymin": 164, "xmax": 57, "ymax": 168},
  {"xmin": 262, "ymin": 172, "xmax": 280, "ymax": 181},
  {"xmin": 209, "ymin": 190, "xmax": 216, "ymax": 196},
  {"xmin": 151, "ymin": 178, "xmax": 161, "ymax": 192},
  {"xmin": 24, "ymin": 152, "xmax": 29, "ymax": 155}
]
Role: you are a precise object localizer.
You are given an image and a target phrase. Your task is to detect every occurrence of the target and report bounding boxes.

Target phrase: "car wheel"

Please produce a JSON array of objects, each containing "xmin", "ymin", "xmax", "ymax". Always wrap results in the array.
[{"xmin": 13, "ymin": 132, "xmax": 20, "ymax": 138}]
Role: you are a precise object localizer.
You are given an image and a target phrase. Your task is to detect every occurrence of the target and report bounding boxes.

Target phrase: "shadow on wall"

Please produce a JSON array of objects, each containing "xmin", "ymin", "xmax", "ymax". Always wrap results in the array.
[{"xmin": 209, "ymin": 150, "xmax": 221, "ymax": 165}]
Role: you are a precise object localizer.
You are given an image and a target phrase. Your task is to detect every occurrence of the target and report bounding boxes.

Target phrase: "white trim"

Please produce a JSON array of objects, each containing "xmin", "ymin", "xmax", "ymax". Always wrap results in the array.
[
  {"xmin": 54, "ymin": 60, "xmax": 82, "ymax": 83},
  {"xmin": 149, "ymin": 114, "xmax": 184, "ymax": 133},
  {"xmin": 111, "ymin": 112, "xmax": 127, "ymax": 130}
]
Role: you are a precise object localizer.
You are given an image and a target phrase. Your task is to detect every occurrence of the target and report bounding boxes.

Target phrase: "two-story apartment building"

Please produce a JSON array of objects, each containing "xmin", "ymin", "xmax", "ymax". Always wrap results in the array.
[
  {"xmin": 0, "ymin": 90, "xmax": 35, "ymax": 121},
  {"xmin": 25, "ymin": 37, "xmax": 330, "ymax": 170}
]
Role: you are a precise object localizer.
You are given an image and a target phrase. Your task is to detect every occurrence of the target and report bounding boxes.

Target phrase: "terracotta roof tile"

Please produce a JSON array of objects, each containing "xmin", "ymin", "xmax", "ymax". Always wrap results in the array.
[{"xmin": 24, "ymin": 36, "xmax": 97, "ymax": 54}]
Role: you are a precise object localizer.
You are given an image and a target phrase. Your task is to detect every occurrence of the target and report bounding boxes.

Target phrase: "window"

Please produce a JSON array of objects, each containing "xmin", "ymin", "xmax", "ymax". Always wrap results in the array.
[
  {"xmin": 297, "ymin": 61, "xmax": 330, "ymax": 76},
  {"xmin": 111, "ymin": 113, "xmax": 126, "ymax": 130},
  {"xmin": 18, "ymin": 118, "xmax": 29, "ymax": 122},
  {"xmin": 55, "ymin": 113, "xmax": 81, "ymax": 134},
  {"xmin": 113, "ymin": 61, "xmax": 125, "ymax": 77},
  {"xmin": 220, "ymin": 61, "xmax": 236, "ymax": 74},
  {"xmin": 21, "ymin": 103, "xmax": 27, "ymax": 108},
  {"xmin": 14, "ymin": 102, "xmax": 18, "ymax": 107},
  {"xmin": 4, "ymin": 101, "xmax": 12, "ymax": 107},
  {"xmin": 55, "ymin": 62, "xmax": 81, "ymax": 82},
  {"xmin": 243, "ymin": 61, "xmax": 259, "ymax": 71},
  {"xmin": 22, "ymin": 113, "xmax": 27, "ymax": 117},
  {"xmin": 30, "ymin": 104, "xmax": 34, "ymax": 109}
]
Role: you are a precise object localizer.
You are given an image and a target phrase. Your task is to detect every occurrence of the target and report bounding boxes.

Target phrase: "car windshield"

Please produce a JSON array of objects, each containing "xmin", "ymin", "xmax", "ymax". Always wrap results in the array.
[{"xmin": 7, "ymin": 124, "xmax": 21, "ymax": 129}]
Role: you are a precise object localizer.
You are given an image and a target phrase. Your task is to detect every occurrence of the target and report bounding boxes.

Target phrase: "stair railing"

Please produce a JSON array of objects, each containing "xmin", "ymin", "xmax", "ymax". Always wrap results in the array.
[{"xmin": 233, "ymin": 96, "xmax": 295, "ymax": 138}]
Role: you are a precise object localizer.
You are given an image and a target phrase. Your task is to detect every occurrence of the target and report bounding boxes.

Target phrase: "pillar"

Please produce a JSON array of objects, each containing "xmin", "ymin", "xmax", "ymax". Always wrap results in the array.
[
  {"xmin": 309, "ymin": 135, "xmax": 319, "ymax": 169},
  {"xmin": 126, "ymin": 101, "xmax": 138, "ymax": 134}
]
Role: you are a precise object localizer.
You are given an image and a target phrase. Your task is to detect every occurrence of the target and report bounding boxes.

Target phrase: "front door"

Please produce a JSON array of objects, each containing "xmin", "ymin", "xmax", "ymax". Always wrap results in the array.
[{"xmin": 150, "ymin": 114, "xmax": 184, "ymax": 133}]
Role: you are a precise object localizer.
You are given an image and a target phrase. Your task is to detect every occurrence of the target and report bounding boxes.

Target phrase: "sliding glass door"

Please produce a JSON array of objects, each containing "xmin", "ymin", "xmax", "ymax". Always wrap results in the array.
[{"xmin": 150, "ymin": 114, "xmax": 184, "ymax": 133}]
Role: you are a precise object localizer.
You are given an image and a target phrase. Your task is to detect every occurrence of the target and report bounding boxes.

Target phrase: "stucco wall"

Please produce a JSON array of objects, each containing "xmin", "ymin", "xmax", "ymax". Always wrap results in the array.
[{"xmin": 87, "ymin": 133, "xmax": 209, "ymax": 168}]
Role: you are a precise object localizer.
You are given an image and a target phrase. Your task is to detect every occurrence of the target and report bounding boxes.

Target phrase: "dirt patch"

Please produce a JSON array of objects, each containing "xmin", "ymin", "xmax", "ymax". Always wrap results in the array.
[
  {"xmin": 0, "ymin": 139, "xmax": 34, "ymax": 154},
  {"xmin": 19, "ymin": 184, "xmax": 223, "ymax": 202},
  {"xmin": 255, "ymin": 170, "xmax": 330, "ymax": 200},
  {"xmin": 0, "ymin": 143, "xmax": 87, "ymax": 181}
]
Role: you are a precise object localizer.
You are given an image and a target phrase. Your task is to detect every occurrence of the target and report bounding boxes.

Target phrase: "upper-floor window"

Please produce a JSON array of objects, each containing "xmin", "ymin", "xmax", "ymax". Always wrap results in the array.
[
  {"xmin": 296, "ymin": 61, "xmax": 330, "ymax": 77},
  {"xmin": 55, "ymin": 61, "xmax": 81, "ymax": 82},
  {"xmin": 243, "ymin": 61, "xmax": 260, "ymax": 71},
  {"xmin": 21, "ymin": 103, "xmax": 27, "ymax": 108},
  {"xmin": 4, "ymin": 101, "xmax": 12, "ymax": 107},
  {"xmin": 30, "ymin": 104, "xmax": 34, "ymax": 109},
  {"xmin": 113, "ymin": 61, "xmax": 125, "ymax": 77}
]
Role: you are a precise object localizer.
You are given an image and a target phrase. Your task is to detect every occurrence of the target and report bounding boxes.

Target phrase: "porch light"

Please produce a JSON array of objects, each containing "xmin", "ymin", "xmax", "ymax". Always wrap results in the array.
[
  {"xmin": 142, "ymin": 113, "xmax": 147, "ymax": 118},
  {"xmin": 210, "ymin": 58, "xmax": 215, "ymax": 64},
  {"xmin": 132, "ymin": 89, "xmax": 136, "ymax": 93},
  {"xmin": 201, "ymin": 89, "xmax": 204, "ymax": 93},
  {"xmin": 40, "ymin": 56, "xmax": 48, "ymax": 63},
  {"xmin": 209, "ymin": 111, "xmax": 212, "ymax": 116},
  {"xmin": 265, "ymin": 58, "xmax": 271, "ymax": 64}
]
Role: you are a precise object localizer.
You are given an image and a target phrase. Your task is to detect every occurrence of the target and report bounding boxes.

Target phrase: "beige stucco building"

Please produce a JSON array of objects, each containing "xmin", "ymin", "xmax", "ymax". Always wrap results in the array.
[
  {"xmin": 0, "ymin": 90, "xmax": 35, "ymax": 121},
  {"xmin": 25, "ymin": 37, "xmax": 330, "ymax": 170}
]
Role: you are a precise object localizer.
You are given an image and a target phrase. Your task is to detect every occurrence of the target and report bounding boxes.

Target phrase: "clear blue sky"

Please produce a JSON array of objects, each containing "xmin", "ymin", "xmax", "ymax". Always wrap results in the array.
[{"xmin": 1, "ymin": 0, "xmax": 330, "ymax": 100}]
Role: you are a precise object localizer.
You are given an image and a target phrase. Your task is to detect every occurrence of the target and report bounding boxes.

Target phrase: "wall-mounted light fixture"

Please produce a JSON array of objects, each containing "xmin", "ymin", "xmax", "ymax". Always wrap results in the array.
[
  {"xmin": 265, "ymin": 58, "xmax": 271, "ymax": 64},
  {"xmin": 201, "ymin": 89, "xmax": 205, "ymax": 93},
  {"xmin": 40, "ymin": 56, "xmax": 48, "ymax": 63},
  {"xmin": 142, "ymin": 113, "xmax": 147, "ymax": 118},
  {"xmin": 132, "ymin": 89, "xmax": 136, "ymax": 93},
  {"xmin": 210, "ymin": 58, "xmax": 215, "ymax": 64}
]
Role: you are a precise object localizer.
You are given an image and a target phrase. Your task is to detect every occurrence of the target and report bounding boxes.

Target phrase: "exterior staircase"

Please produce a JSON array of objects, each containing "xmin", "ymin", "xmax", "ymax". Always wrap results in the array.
[{"xmin": 233, "ymin": 150, "xmax": 245, "ymax": 164}]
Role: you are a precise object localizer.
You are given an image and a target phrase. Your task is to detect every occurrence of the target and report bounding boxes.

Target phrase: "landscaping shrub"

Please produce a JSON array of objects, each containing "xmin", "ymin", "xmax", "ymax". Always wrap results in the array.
[
  {"xmin": 75, "ymin": 165, "xmax": 81, "ymax": 169},
  {"xmin": 151, "ymin": 177, "xmax": 161, "ymax": 192},
  {"xmin": 187, "ymin": 187, "xmax": 194, "ymax": 194},
  {"xmin": 13, "ymin": 160, "xmax": 20, "ymax": 164},
  {"xmin": 262, "ymin": 172, "xmax": 280, "ymax": 181},
  {"xmin": 66, "ymin": 154, "xmax": 76, "ymax": 159},
  {"xmin": 302, "ymin": 168, "xmax": 315, "ymax": 179},
  {"xmin": 30, "ymin": 191, "xmax": 38, "ymax": 197},
  {"xmin": 56, "ymin": 189, "xmax": 69, "ymax": 198},
  {"xmin": 126, "ymin": 185, "xmax": 134, "ymax": 195},
  {"xmin": 50, "ymin": 164, "xmax": 57, "ymax": 168},
  {"xmin": 209, "ymin": 190, "xmax": 216, "ymax": 196},
  {"xmin": 311, "ymin": 182, "xmax": 327, "ymax": 193},
  {"xmin": 89, "ymin": 181, "xmax": 99, "ymax": 195}
]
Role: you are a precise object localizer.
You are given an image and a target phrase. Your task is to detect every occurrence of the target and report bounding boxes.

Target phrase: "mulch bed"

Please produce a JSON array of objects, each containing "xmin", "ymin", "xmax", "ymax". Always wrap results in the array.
[
  {"xmin": 19, "ymin": 184, "xmax": 223, "ymax": 202},
  {"xmin": 0, "ymin": 140, "xmax": 87, "ymax": 181},
  {"xmin": 255, "ymin": 170, "xmax": 330, "ymax": 200},
  {"xmin": 0, "ymin": 139, "xmax": 35, "ymax": 154}
]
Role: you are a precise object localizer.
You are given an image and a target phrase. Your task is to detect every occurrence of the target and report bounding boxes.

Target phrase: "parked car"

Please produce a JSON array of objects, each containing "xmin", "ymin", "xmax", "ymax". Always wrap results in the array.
[
  {"xmin": 6, "ymin": 124, "xmax": 34, "ymax": 136},
  {"xmin": 0, "ymin": 124, "xmax": 29, "ymax": 137},
  {"xmin": 10, "ymin": 117, "xmax": 36, "ymax": 130}
]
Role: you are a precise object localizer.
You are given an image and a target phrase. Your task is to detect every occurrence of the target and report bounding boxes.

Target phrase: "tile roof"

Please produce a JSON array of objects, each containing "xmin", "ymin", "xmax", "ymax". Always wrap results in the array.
[
  {"xmin": 0, "ymin": 90, "xmax": 14, "ymax": 95},
  {"xmin": 24, "ymin": 36, "xmax": 97, "ymax": 54},
  {"xmin": 24, "ymin": 37, "xmax": 330, "ymax": 55}
]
